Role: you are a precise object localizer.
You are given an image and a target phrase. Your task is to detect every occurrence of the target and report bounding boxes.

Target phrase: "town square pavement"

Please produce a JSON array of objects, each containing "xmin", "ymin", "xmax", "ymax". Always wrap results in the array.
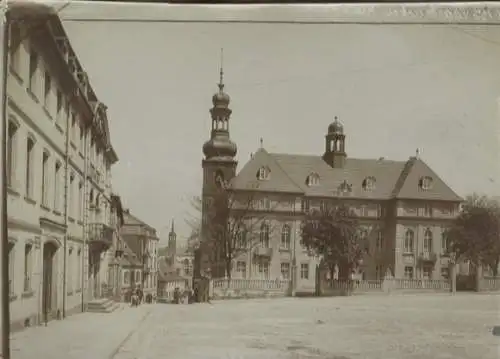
[{"xmin": 10, "ymin": 293, "xmax": 500, "ymax": 359}]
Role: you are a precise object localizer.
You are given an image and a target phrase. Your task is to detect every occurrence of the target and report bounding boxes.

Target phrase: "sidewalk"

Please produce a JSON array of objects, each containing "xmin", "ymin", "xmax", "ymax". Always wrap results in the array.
[{"xmin": 10, "ymin": 304, "xmax": 153, "ymax": 359}]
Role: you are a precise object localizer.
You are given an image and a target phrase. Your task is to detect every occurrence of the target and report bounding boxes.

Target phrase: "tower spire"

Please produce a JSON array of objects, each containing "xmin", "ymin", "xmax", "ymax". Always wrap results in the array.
[
  {"xmin": 218, "ymin": 48, "xmax": 224, "ymax": 91},
  {"xmin": 170, "ymin": 218, "xmax": 175, "ymax": 233}
]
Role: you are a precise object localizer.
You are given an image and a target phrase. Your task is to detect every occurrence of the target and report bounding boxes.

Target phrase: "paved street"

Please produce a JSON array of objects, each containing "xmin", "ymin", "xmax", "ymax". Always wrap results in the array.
[{"xmin": 11, "ymin": 294, "xmax": 500, "ymax": 359}]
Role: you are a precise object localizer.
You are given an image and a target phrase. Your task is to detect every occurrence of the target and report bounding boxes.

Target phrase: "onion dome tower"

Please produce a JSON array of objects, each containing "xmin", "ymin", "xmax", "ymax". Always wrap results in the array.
[{"xmin": 323, "ymin": 116, "xmax": 347, "ymax": 168}]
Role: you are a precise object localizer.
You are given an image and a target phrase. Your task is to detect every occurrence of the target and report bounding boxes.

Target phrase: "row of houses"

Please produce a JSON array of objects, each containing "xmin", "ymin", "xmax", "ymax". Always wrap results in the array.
[{"xmin": 5, "ymin": 7, "xmax": 159, "ymax": 332}]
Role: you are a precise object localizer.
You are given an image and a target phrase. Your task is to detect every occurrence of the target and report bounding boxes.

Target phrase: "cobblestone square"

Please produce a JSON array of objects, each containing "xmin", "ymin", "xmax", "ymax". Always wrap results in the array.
[{"xmin": 11, "ymin": 294, "xmax": 499, "ymax": 359}]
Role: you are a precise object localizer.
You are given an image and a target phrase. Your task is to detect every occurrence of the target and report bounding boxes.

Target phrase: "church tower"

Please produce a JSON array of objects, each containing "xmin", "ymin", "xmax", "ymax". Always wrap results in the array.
[
  {"xmin": 199, "ymin": 50, "xmax": 238, "ymax": 277},
  {"xmin": 323, "ymin": 116, "xmax": 346, "ymax": 168},
  {"xmin": 168, "ymin": 219, "xmax": 176, "ymax": 258}
]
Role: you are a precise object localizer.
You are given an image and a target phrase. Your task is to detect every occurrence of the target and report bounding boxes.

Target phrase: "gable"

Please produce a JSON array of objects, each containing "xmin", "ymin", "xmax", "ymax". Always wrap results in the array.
[
  {"xmin": 395, "ymin": 159, "xmax": 463, "ymax": 202},
  {"xmin": 231, "ymin": 148, "xmax": 303, "ymax": 194}
]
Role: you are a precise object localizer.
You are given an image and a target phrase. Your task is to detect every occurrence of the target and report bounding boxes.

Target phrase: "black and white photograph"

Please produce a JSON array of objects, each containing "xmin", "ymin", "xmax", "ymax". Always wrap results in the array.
[{"xmin": 1, "ymin": 1, "xmax": 499, "ymax": 359}]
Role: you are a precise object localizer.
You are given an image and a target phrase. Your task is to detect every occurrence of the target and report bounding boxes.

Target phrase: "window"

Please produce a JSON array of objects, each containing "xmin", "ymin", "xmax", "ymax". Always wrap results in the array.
[
  {"xmin": 8, "ymin": 242, "xmax": 15, "ymax": 295},
  {"xmin": 320, "ymin": 200, "xmax": 327, "ymax": 212},
  {"xmin": 376, "ymin": 231, "xmax": 383, "ymax": 251},
  {"xmin": 136, "ymin": 270, "xmax": 141, "ymax": 283},
  {"xmin": 236, "ymin": 229, "xmax": 247, "ymax": 249},
  {"xmin": 28, "ymin": 48, "xmax": 38, "ymax": 94},
  {"xmin": 300, "ymin": 263, "xmax": 309, "ymax": 279},
  {"xmin": 54, "ymin": 161, "xmax": 61, "ymax": 211},
  {"xmin": 236, "ymin": 261, "xmax": 246, "ymax": 278},
  {"xmin": 423, "ymin": 204, "xmax": 433, "ymax": 217},
  {"xmin": 423, "ymin": 228, "xmax": 433, "ymax": 253},
  {"xmin": 301, "ymin": 199, "xmax": 310, "ymax": 212},
  {"xmin": 76, "ymin": 249, "xmax": 81, "ymax": 290},
  {"xmin": 44, "ymin": 71, "xmax": 51, "ymax": 108},
  {"xmin": 7, "ymin": 121, "xmax": 18, "ymax": 187},
  {"xmin": 41, "ymin": 151, "xmax": 49, "ymax": 206},
  {"xmin": 257, "ymin": 260, "xmax": 269, "ymax": 279},
  {"xmin": 257, "ymin": 166, "xmax": 270, "ymax": 180},
  {"xmin": 362, "ymin": 176, "xmax": 376, "ymax": 191},
  {"xmin": 259, "ymin": 223, "xmax": 270, "ymax": 248},
  {"xmin": 9, "ymin": 24, "xmax": 21, "ymax": 73},
  {"xmin": 280, "ymin": 262, "xmax": 290, "ymax": 279},
  {"xmin": 375, "ymin": 265, "xmax": 383, "ymax": 280},
  {"xmin": 69, "ymin": 174, "xmax": 75, "ymax": 217},
  {"xmin": 306, "ymin": 173, "xmax": 320, "ymax": 186},
  {"xmin": 79, "ymin": 124, "xmax": 84, "ymax": 151},
  {"xmin": 419, "ymin": 176, "xmax": 433, "ymax": 191},
  {"xmin": 25, "ymin": 137, "xmax": 34, "ymax": 198},
  {"xmin": 441, "ymin": 231, "xmax": 449, "ymax": 254},
  {"xmin": 404, "ymin": 266, "xmax": 414, "ymax": 279},
  {"xmin": 422, "ymin": 266, "xmax": 432, "ymax": 280},
  {"xmin": 56, "ymin": 90, "xmax": 62, "ymax": 116},
  {"xmin": 123, "ymin": 270, "xmax": 129, "ymax": 285},
  {"xmin": 23, "ymin": 244, "xmax": 32, "ymax": 292},
  {"xmin": 183, "ymin": 259, "xmax": 191, "ymax": 276},
  {"xmin": 78, "ymin": 182, "xmax": 83, "ymax": 221},
  {"xmin": 440, "ymin": 267, "xmax": 449, "ymax": 280},
  {"xmin": 71, "ymin": 113, "xmax": 77, "ymax": 143},
  {"xmin": 360, "ymin": 205, "xmax": 368, "ymax": 217},
  {"xmin": 67, "ymin": 248, "xmax": 73, "ymax": 292},
  {"xmin": 280, "ymin": 224, "xmax": 291, "ymax": 249},
  {"xmin": 359, "ymin": 229, "xmax": 369, "ymax": 254},
  {"xmin": 259, "ymin": 197, "xmax": 271, "ymax": 210},
  {"xmin": 404, "ymin": 229, "xmax": 414, "ymax": 253}
]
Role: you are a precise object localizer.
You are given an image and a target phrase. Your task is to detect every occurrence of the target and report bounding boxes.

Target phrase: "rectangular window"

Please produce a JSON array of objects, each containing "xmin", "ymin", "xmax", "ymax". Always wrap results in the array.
[
  {"xmin": 26, "ymin": 138, "xmax": 34, "ymax": 198},
  {"xmin": 376, "ymin": 231, "xmax": 383, "ymax": 251},
  {"xmin": 7, "ymin": 121, "xmax": 18, "ymax": 187},
  {"xmin": 23, "ymin": 244, "xmax": 32, "ymax": 292},
  {"xmin": 440, "ymin": 267, "xmax": 449, "ymax": 280},
  {"xmin": 301, "ymin": 199, "xmax": 310, "ymax": 212},
  {"xmin": 28, "ymin": 49, "xmax": 38, "ymax": 94},
  {"xmin": 56, "ymin": 90, "xmax": 62, "ymax": 116},
  {"xmin": 280, "ymin": 262, "xmax": 290, "ymax": 280},
  {"xmin": 9, "ymin": 24, "xmax": 21, "ymax": 73},
  {"xmin": 257, "ymin": 260, "xmax": 269, "ymax": 279},
  {"xmin": 300, "ymin": 263, "xmax": 309, "ymax": 279},
  {"xmin": 422, "ymin": 267, "xmax": 432, "ymax": 280},
  {"xmin": 124, "ymin": 271, "xmax": 129, "ymax": 285},
  {"xmin": 44, "ymin": 71, "xmax": 51, "ymax": 109},
  {"xmin": 67, "ymin": 248, "xmax": 73, "ymax": 292},
  {"xmin": 54, "ymin": 161, "xmax": 61, "ymax": 211},
  {"xmin": 8, "ymin": 242, "xmax": 15, "ymax": 295},
  {"xmin": 236, "ymin": 261, "xmax": 246, "ymax": 278},
  {"xmin": 76, "ymin": 249, "xmax": 81, "ymax": 290},
  {"xmin": 78, "ymin": 182, "xmax": 83, "ymax": 221},
  {"xmin": 404, "ymin": 266, "xmax": 414, "ymax": 279},
  {"xmin": 41, "ymin": 152, "xmax": 49, "ymax": 206},
  {"xmin": 69, "ymin": 174, "xmax": 75, "ymax": 218}
]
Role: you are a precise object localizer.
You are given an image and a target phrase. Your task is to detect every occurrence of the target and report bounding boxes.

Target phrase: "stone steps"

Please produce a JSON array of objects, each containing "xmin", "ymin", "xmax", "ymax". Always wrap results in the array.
[{"xmin": 87, "ymin": 298, "xmax": 120, "ymax": 313}]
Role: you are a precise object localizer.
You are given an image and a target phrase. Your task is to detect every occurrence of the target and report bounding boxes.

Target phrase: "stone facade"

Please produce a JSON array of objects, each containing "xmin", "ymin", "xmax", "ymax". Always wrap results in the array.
[{"xmin": 6, "ymin": 12, "xmax": 120, "ymax": 331}]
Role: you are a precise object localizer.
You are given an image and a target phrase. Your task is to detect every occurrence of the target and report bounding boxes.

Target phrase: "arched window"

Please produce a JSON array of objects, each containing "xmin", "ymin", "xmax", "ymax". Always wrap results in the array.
[
  {"xmin": 236, "ymin": 226, "xmax": 247, "ymax": 248},
  {"xmin": 362, "ymin": 176, "xmax": 376, "ymax": 191},
  {"xmin": 260, "ymin": 222, "xmax": 270, "ymax": 247},
  {"xmin": 26, "ymin": 136, "xmax": 35, "ymax": 197},
  {"xmin": 419, "ymin": 176, "xmax": 433, "ymax": 191},
  {"xmin": 7, "ymin": 120, "xmax": 18, "ymax": 187},
  {"xmin": 404, "ymin": 229, "xmax": 414, "ymax": 253},
  {"xmin": 424, "ymin": 228, "xmax": 433, "ymax": 252},
  {"xmin": 306, "ymin": 173, "xmax": 320, "ymax": 186},
  {"xmin": 281, "ymin": 224, "xmax": 291, "ymax": 249},
  {"xmin": 257, "ymin": 166, "xmax": 270, "ymax": 180}
]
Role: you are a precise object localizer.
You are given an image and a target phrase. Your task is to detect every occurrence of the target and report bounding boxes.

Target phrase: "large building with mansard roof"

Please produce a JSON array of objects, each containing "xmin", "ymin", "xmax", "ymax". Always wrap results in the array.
[{"xmin": 200, "ymin": 68, "xmax": 463, "ymax": 293}]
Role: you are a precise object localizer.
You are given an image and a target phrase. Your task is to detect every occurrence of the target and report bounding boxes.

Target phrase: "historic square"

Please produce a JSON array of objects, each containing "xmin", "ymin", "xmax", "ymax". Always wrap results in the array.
[{"xmin": 1, "ymin": 2, "xmax": 500, "ymax": 359}]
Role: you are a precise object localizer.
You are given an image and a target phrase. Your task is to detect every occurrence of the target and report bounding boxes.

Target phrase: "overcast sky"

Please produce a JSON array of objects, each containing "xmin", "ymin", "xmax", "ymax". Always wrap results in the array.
[{"xmin": 59, "ymin": 3, "xmax": 500, "ymax": 245}]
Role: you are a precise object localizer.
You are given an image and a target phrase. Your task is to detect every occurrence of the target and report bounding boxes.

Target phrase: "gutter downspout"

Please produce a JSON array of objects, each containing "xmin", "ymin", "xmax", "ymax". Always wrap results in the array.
[
  {"xmin": 291, "ymin": 198, "xmax": 297, "ymax": 297},
  {"xmin": 1, "ymin": 7, "xmax": 11, "ymax": 359},
  {"xmin": 81, "ymin": 118, "xmax": 89, "ymax": 312},
  {"xmin": 61, "ymin": 101, "xmax": 70, "ymax": 318}
]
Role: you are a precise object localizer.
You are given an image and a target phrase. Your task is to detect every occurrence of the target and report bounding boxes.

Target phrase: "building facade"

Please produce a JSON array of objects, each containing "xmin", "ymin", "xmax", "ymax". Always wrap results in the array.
[
  {"xmin": 199, "ymin": 71, "xmax": 463, "ymax": 293},
  {"xmin": 120, "ymin": 210, "xmax": 159, "ymax": 299},
  {"xmin": 6, "ymin": 13, "xmax": 120, "ymax": 330}
]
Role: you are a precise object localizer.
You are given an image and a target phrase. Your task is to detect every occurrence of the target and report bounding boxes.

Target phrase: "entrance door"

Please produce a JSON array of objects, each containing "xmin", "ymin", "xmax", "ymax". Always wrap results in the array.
[{"xmin": 42, "ymin": 242, "xmax": 57, "ymax": 320}]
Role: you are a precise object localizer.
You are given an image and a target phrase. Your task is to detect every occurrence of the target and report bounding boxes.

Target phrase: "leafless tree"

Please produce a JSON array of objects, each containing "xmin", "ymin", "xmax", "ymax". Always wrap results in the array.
[{"xmin": 189, "ymin": 182, "xmax": 278, "ymax": 280}]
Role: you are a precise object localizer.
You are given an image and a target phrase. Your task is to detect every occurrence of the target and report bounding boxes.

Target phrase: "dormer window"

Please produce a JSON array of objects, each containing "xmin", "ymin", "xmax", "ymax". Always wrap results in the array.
[
  {"xmin": 257, "ymin": 166, "xmax": 270, "ymax": 181},
  {"xmin": 419, "ymin": 176, "xmax": 433, "ymax": 191},
  {"xmin": 306, "ymin": 172, "xmax": 320, "ymax": 186},
  {"xmin": 362, "ymin": 176, "xmax": 376, "ymax": 191},
  {"xmin": 338, "ymin": 179, "xmax": 352, "ymax": 194}
]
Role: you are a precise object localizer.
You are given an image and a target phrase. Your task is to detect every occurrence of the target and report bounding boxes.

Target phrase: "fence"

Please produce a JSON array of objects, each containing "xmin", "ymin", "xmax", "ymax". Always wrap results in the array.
[
  {"xmin": 479, "ymin": 277, "xmax": 500, "ymax": 291},
  {"xmin": 211, "ymin": 278, "xmax": 290, "ymax": 299},
  {"xmin": 320, "ymin": 278, "xmax": 451, "ymax": 296}
]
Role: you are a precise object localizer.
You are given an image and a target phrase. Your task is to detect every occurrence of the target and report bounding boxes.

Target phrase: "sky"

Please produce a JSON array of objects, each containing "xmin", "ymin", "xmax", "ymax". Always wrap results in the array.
[{"xmin": 57, "ymin": 3, "xmax": 500, "ymax": 245}]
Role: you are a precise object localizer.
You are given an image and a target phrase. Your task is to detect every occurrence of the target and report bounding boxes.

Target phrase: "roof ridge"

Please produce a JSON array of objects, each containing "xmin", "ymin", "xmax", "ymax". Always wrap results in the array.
[{"xmin": 391, "ymin": 156, "xmax": 417, "ymax": 198}]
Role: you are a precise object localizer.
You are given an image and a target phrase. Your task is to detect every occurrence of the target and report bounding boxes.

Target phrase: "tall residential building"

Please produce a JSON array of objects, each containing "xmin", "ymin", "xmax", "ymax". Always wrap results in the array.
[
  {"xmin": 6, "ymin": 11, "xmax": 120, "ymax": 330},
  {"xmin": 120, "ymin": 210, "xmax": 160, "ymax": 299},
  {"xmin": 199, "ymin": 70, "xmax": 463, "ymax": 293}
]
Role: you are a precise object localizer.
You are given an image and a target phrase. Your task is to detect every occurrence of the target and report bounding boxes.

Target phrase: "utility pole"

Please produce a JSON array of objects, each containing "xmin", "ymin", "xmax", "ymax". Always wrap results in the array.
[{"xmin": 1, "ymin": 4, "xmax": 11, "ymax": 358}]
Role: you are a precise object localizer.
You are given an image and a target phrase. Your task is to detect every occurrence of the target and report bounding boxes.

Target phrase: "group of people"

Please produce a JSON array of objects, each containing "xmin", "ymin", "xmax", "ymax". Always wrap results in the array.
[{"xmin": 130, "ymin": 286, "xmax": 155, "ymax": 307}]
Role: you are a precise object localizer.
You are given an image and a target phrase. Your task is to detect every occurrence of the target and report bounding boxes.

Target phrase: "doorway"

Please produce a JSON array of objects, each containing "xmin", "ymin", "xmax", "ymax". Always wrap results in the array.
[{"xmin": 42, "ymin": 242, "xmax": 58, "ymax": 320}]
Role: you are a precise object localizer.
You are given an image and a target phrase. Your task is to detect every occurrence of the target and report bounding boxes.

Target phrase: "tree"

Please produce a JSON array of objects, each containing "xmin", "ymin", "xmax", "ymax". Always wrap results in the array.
[
  {"xmin": 184, "ymin": 196, "xmax": 202, "ymax": 251},
  {"xmin": 189, "ymin": 182, "xmax": 277, "ymax": 280},
  {"xmin": 300, "ymin": 203, "xmax": 366, "ymax": 280},
  {"xmin": 446, "ymin": 194, "xmax": 500, "ymax": 276}
]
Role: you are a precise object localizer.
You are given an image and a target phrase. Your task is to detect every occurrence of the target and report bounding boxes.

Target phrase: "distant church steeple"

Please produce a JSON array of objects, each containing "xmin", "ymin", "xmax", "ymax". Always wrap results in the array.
[
  {"xmin": 323, "ymin": 116, "xmax": 347, "ymax": 168},
  {"xmin": 168, "ymin": 219, "xmax": 176, "ymax": 257}
]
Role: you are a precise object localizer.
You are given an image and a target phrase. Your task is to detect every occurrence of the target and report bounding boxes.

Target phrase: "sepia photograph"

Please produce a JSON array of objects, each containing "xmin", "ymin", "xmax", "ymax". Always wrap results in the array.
[{"xmin": 0, "ymin": 1, "xmax": 499, "ymax": 359}]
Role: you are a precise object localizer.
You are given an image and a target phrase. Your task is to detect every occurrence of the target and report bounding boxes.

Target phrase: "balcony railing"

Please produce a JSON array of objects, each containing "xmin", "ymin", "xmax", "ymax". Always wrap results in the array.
[
  {"xmin": 88, "ymin": 222, "xmax": 114, "ymax": 249},
  {"xmin": 418, "ymin": 252, "xmax": 437, "ymax": 263},
  {"xmin": 254, "ymin": 247, "xmax": 273, "ymax": 257}
]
